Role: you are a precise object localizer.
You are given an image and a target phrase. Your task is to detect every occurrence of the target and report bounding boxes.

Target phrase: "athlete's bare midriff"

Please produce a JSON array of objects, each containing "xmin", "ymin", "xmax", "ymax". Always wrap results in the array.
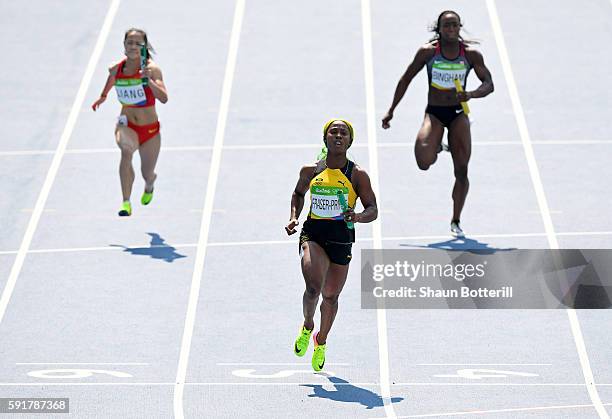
[
  {"xmin": 428, "ymin": 87, "xmax": 462, "ymax": 107},
  {"xmin": 120, "ymin": 105, "xmax": 158, "ymax": 125}
]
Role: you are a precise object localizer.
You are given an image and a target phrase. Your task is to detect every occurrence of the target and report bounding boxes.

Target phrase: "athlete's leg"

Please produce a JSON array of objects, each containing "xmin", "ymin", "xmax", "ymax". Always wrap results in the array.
[
  {"xmin": 316, "ymin": 262, "xmax": 350, "ymax": 344},
  {"xmin": 300, "ymin": 241, "xmax": 330, "ymax": 331},
  {"xmin": 415, "ymin": 113, "xmax": 445, "ymax": 170},
  {"xmin": 115, "ymin": 126, "xmax": 139, "ymax": 201},
  {"xmin": 448, "ymin": 114, "xmax": 472, "ymax": 222},
  {"xmin": 138, "ymin": 133, "xmax": 160, "ymax": 193}
]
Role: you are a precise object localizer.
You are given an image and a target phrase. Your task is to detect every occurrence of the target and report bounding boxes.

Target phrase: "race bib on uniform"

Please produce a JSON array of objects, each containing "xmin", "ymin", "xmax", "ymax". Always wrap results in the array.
[
  {"xmin": 310, "ymin": 185, "xmax": 349, "ymax": 219},
  {"xmin": 431, "ymin": 61, "xmax": 468, "ymax": 90},
  {"xmin": 115, "ymin": 78, "xmax": 147, "ymax": 106}
]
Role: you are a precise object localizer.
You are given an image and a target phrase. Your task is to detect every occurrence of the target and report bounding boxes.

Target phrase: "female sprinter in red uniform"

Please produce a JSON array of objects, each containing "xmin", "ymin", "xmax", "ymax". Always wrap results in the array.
[
  {"xmin": 92, "ymin": 28, "xmax": 168, "ymax": 216},
  {"xmin": 382, "ymin": 11, "xmax": 493, "ymax": 237},
  {"xmin": 286, "ymin": 119, "xmax": 378, "ymax": 371}
]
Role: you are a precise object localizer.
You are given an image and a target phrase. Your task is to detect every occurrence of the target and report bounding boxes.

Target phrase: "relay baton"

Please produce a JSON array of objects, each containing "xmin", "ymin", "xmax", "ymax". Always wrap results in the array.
[
  {"xmin": 453, "ymin": 78, "xmax": 470, "ymax": 115},
  {"xmin": 140, "ymin": 43, "xmax": 149, "ymax": 86},
  {"xmin": 337, "ymin": 190, "xmax": 354, "ymax": 229}
]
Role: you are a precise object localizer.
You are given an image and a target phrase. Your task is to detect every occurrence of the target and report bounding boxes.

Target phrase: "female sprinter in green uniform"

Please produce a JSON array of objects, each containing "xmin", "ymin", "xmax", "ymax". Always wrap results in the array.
[
  {"xmin": 92, "ymin": 28, "xmax": 168, "ymax": 216},
  {"xmin": 382, "ymin": 11, "xmax": 493, "ymax": 237},
  {"xmin": 285, "ymin": 119, "xmax": 378, "ymax": 371}
]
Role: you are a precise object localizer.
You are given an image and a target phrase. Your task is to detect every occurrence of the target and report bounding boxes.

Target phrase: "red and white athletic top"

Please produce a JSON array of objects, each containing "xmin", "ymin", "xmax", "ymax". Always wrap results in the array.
[{"xmin": 114, "ymin": 58, "xmax": 155, "ymax": 107}]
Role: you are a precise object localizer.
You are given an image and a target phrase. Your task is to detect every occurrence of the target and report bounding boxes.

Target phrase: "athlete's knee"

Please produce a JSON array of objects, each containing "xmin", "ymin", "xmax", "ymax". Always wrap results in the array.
[
  {"xmin": 417, "ymin": 159, "xmax": 432, "ymax": 171},
  {"xmin": 321, "ymin": 291, "xmax": 339, "ymax": 306},
  {"xmin": 305, "ymin": 283, "xmax": 321, "ymax": 299},
  {"xmin": 119, "ymin": 149, "xmax": 134, "ymax": 164},
  {"xmin": 116, "ymin": 133, "xmax": 137, "ymax": 154},
  {"xmin": 454, "ymin": 165, "xmax": 468, "ymax": 181},
  {"xmin": 416, "ymin": 154, "xmax": 437, "ymax": 170},
  {"xmin": 141, "ymin": 169, "xmax": 156, "ymax": 182}
]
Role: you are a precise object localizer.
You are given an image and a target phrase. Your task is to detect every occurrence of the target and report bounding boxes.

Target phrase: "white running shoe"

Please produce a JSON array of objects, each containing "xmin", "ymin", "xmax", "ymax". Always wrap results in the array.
[{"xmin": 451, "ymin": 221, "xmax": 465, "ymax": 238}]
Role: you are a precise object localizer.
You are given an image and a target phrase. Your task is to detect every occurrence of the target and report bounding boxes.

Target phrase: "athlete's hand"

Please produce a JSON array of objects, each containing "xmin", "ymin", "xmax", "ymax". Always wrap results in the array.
[
  {"xmin": 91, "ymin": 96, "xmax": 107, "ymax": 111},
  {"xmin": 382, "ymin": 111, "xmax": 393, "ymax": 129},
  {"xmin": 456, "ymin": 91, "xmax": 472, "ymax": 102},
  {"xmin": 142, "ymin": 65, "xmax": 154, "ymax": 80},
  {"xmin": 343, "ymin": 209, "xmax": 359, "ymax": 223},
  {"xmin": 285, "ymin": 218, "xmax": 299, "ymax": 235}
]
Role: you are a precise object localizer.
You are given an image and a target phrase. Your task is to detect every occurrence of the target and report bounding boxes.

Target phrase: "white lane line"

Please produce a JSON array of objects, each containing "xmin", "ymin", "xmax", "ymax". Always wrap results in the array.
[
  {"xmin": 0, "ymin": 382, "xmax": 173, "ymax": 386},
  {"xmin": 208, "ymin": 239, "xmax": 294, "ymax": 247},
  {"xmin": 216, "ymin": 363, "xmax": 350, "ymax": 366},
  {"xmin": 0, "ymin": 382, "xmax": 378, "ymax": 386},
  {"xmin": 391, "ymin": 383, "xmax": 606, "ymax": 386},
  {"xmin": 0, "ymin": 0, "xmax": 120, "ymax": 327},
  {"xmin": 486, "ymin": 1, "xmax": 608, "ymax": 418},
  {"xmin": 376, "ymin": 402, "xmax": 612, "ymax": 418},
  {"xmin": 15, "ymin": 363, "xmax": 148, "ymax": 365},
  {"xmin": 486, "ymin": 0, "xmax": 557, "ymax": 247},
  {"xmin": 2, "ymin": 139, "xmax": 611, "ymax": 157},
  {"xmin": 362, "ymin": 1, "xmax": 397, "ymax": 418},
  {"xmin": 172, "ymin": 1, "xmax": 244, "ymax": 418},
  {"xmin": 416, "ymin": 363, "xmax": 552, "ymax": 366},
  {"xmin": 0, "ymin": 381, "xmax": 610, "ymax": 387},
  {"xmin": 2, "ymin": 229, "xmax": 612, "ymax": 256}
]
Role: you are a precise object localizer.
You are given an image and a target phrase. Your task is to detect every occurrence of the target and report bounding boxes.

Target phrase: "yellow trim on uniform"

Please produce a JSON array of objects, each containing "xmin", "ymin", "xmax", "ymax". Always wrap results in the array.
[{"xmin": 308, "ymin": 165, "xmax": 357, "ymax": 220}]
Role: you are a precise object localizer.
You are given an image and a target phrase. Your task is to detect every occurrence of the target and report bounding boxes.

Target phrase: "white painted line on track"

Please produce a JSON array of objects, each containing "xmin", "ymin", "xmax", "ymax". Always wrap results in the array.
[
  {"xmin": 173, "ymin": 1, "xmax": 244, "ymax": 418},
  {"xmin": 2, "ymin": 139, "xmax": 611, "ymax": 157},
  {"xmin": 486, "ymin": 0, "xmax": 557, "ymax": 247},
  {"xmin": 208, "ymin": 239, "xmax": 294, "ymax": 247},
  {"xmin": 0, "ymin": 384, "xmax": 378, "ymax": 387},
  {"xmin": 391, "ymin": 383, "xmax": 607, "ymax": 386},
  {"xmin": 2, "ymin": 230, "xmax": 612, "ymax": 256},
  {"xmin": 0, "ymin": 243, "xmax": 197, "ymax": 256},
  {"xmin": 0, "ymin": 382, "xmax": 611, "ymax": 387},
  {"xmin": 0, "ymin": 383, "xmax": 173, "ymax": 386},
  {"xmin": 374, "ymin": 402, "xmax": 612, "ymax": 418},
  {"xmin": 416, "ymin": 363, "xmax": 552, "ymax": 366},
  {"xmin": 362, "ymin": 1, "xmax": 396, "ymax": 418},
  {"xmin": 216, "ymin": 363, "xmax": 350, "ymax": 366},
  {"xmin": 487, "ymin": 1, "xmax": 608, "ymax": 418},
  {"xmin": 0, "ymin": 0, "xmax": 121, "ymax": 328},
  {"xmin": 15, "ymin": 363, "xmax": 148, "ymax": 365}
]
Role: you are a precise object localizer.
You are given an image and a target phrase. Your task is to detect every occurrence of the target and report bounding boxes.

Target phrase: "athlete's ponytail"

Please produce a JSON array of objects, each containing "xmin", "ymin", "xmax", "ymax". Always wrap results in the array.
[
  {"xmin": 124, "ymin": 28, "xmax": 156, "ymax": 60},
  {"xmin": 428, "ymin": 10, "xmax": 479, "ymax": 45}
]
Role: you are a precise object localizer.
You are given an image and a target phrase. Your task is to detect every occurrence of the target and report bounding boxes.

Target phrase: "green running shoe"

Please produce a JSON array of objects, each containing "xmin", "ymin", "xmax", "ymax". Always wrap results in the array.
[
  {"xmin": 141, "ymin": 189, "xmax": 154, "ymax": 205},
  {"xmin": 311, "ymin": 332, "xmax": 326, "ymax": 371},
  {"xmin": 118, "ymin": 201, "xmax": 132, "ymax": 216},
  {"xmin": 293, "ymin": 325, "xmax": 313, "ymax": 357}
]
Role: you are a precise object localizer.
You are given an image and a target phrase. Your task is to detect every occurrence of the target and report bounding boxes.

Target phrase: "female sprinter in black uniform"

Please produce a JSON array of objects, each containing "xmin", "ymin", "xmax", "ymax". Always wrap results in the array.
[
  {"xmin": 285, "ymin": 119, "xmax": 378, "ymax": 371},
  {"xmin": 382, "ymin": 11, "xmax": 493, "ymax": 237}
]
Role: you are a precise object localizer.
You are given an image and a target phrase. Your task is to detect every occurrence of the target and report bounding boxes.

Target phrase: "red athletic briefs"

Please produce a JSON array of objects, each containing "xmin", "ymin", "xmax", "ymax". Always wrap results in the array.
[{"xmin": 127, "ymin": 120, "xmax": 160, "ymax": 145}]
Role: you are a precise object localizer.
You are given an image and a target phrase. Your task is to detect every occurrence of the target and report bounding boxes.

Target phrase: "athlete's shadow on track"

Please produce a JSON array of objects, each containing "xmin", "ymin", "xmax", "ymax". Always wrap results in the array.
[
  {"xmin": 302, "ymin": 375, "xmax": 403, "ymax": 409},
  {"xmin": 401, "ymin": 237, "xmax": 516, "ymax": 254},
  {"xmin": 110, "ymin": 233, "xmax": 187, "ymax": 263}
]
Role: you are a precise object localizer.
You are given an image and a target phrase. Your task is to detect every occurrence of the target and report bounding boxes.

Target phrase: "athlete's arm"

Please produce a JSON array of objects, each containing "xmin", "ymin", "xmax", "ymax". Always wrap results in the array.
[
  {"xmin": 351, "ymin": 167, "xmax": 378, "ymax": 224},
  {"xmin": 382, "ymin": 46, "xmax": 432, "ymax": 129},
  {"xmin": 286, "ymin": 164, "xmax": 315, "ymax": 235},
  {"xmin": 460, "ymin": 50, "xmax": 494, "ymax": 101},
  {"xmin": 91, "ymin": 63, "xmax": 118, "ymax": 111},
  {"xmin": 144, "ymin": 62, "xmax": 168, "ymax": 103}
]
